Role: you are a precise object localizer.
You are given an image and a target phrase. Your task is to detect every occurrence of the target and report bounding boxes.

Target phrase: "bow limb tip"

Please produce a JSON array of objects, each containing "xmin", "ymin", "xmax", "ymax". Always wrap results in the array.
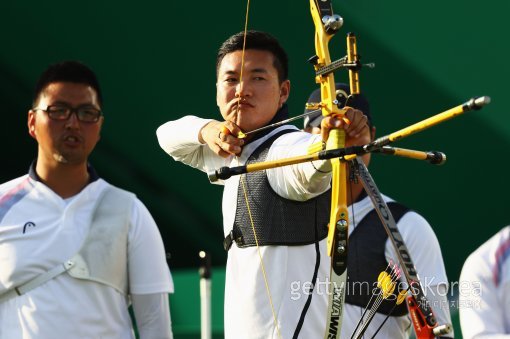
[
  {"xmin": 475, "ymin": 95, "xmax": 491, "ymax": 106},
  {"xmin": 465, "ymin": 96, "xmax": 491, "ymax": 110}
]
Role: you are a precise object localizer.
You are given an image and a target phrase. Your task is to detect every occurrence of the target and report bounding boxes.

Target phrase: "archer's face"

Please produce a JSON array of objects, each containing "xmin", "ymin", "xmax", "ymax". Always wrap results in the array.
[
  {"xmin": 28, "ymin": 82, "xmax": 103, "ymax": 167},
  {"xmin": 216, "ymin": 49, "xmax": 290, "ymax": 133}
]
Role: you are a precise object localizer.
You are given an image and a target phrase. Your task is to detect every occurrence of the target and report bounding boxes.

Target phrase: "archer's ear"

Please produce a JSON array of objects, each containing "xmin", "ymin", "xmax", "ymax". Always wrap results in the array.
[
  {"xmin": 279, "ymin": 80, "xmax": 291, "ymax": 106},
  {"xmin": 27, "ymin": 110, "xmax": 37, "ymax": 139}
]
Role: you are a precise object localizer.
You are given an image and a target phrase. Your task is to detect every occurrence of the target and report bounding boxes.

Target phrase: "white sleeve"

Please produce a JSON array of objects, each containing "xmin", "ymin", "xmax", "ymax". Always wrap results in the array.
[
  {"xmin": 132, "ymin": 293, "xmax": 173, "ymax": 339},
  {"xmin": 266, "ymin": 131, "xmax": 333, "ymax": 201},
  {"xmin": 459, "ymin": 252, "xmax": 510, "ymax": 338},
  {"xmin": 156, "ymin": 116, "xmax": 228, "ymax": 173},
  {"xmin": 385, "ymin": 211, "xmax": 453, "ymax": 337},
  {"xmin": 128, "ymin": 199, "xmax": 173, "ymax": 294}
]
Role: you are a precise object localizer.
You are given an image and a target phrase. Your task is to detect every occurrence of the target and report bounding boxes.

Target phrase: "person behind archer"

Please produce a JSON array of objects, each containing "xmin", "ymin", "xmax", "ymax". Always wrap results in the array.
[
  {"xmin": 0, "ymin": 61, "xmax": 174, "ymax": 338},
  {"xmin": 156, "ymin": 30, "xmax": 368, "ymax": 338},
  {"xmin": 459, "ymin": 225, "xmax": 510, "ymax": 338},
  {"xmin": 303, "ymin": 83, "xmax": 454, "ymax": 338}
]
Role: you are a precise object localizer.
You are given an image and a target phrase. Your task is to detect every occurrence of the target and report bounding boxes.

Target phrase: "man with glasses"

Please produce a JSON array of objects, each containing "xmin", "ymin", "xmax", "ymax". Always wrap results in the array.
[{"xmin": 0, "ymin": 61, "xmax": 174, "ymax": 338}]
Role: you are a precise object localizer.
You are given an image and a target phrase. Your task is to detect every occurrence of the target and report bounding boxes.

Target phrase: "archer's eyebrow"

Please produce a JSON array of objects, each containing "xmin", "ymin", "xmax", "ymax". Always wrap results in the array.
[
  {"xmin": 223, "ymin": 70, "xmax": 239, "ymax": 76},
  {"xmin": 248, "ymin": 68, "xmax": 269, "ymax": 74},
  {"xmin": 221, "ymin": 67, "xmax": 269, "ymax": 77}
]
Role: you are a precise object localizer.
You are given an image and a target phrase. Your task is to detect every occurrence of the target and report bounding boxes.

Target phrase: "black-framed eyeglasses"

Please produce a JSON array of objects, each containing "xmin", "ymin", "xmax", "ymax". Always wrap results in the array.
[{"xmin": 32, "ymin": 105, "xmax": 102, "ymax": 123}]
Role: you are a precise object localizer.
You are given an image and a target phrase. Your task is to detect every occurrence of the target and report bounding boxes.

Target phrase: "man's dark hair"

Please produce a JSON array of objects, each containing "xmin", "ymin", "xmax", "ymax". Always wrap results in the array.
[
  {"xmin": 216, "ymin": 30, "xmax": 289, "ymax": 83},
  {"xmin": 33, "ymin": 60, "xmax": 103, "ymax": 107}
]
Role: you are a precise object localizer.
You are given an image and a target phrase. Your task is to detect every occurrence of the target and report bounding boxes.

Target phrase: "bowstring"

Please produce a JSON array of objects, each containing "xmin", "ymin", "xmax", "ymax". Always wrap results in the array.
[
  {"xmin": 237, "ymin": 0, "xmax": 282, "ymax": 337},
  {"xmin": 238, "ymin": 0, "xmax": 250, "ymax": 100},
  {"xmin": 239, "ymin": 168, "xmax": 282, "ymax": 338}
]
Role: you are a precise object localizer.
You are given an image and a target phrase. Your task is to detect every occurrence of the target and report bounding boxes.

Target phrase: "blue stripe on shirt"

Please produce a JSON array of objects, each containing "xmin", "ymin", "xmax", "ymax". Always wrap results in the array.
[{"xmin": 0, "ymin": 178, "xmax": 34, "ymax": 223}]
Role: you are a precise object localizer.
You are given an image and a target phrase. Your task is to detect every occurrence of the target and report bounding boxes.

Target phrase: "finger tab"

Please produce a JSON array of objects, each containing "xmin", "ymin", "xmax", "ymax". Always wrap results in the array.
[{"xmin": 221, "ymin": 125, "xmax": 231, "ymax": 136}]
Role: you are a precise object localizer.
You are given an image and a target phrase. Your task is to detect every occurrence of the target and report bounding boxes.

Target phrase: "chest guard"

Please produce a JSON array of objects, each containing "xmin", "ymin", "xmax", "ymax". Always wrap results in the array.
[
  {"xmin": 66, "ymin": 186, "xmax": 134, "ymax": 295},
  {"xmin": 230, "ymin": 130, "xmax": 331, "ymax": 248},
  {"xmin": 346, "ymin": 202, "xmax": 410, "ymax": 316},
  {"xmin": 0, "ymin": 186, "xmax": 134, "ymax": 303}
]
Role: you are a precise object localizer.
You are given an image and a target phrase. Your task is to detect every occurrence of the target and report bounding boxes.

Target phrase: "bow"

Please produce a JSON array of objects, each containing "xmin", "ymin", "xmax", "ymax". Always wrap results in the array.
[
  {"xmin": 212, "ymin": 101, "xmax": 488, "ymax": 338},
  {"xmin": 308, "ymin": 1, "xmax": 350, "ymax": 338},
  {"xmin": 229, "ymin": 1, "xmax": 352, "ymax": 336},
  {"xmin": 224, "ymin": 1, "xmax": 488, "ymax": 338},
  {"xmin": 309, "ymin": 3, "xmax": 451, "ymax": 337}
]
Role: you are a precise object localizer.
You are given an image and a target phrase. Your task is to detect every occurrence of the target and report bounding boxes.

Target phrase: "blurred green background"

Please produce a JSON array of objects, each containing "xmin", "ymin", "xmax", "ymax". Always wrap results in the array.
[{"xmin": 2, "ymin": 0, "xmax": 508, "ymax": 337}]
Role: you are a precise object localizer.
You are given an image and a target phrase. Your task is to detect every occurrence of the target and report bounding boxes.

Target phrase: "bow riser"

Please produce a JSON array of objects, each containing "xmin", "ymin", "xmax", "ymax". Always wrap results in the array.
[
  {"xmin": 310, "ymin": 1, "xmax": 350, "ymax": 338},
  {"xmin": 310, "ymin": 0, "xmax": 348, "ymax": 257}
]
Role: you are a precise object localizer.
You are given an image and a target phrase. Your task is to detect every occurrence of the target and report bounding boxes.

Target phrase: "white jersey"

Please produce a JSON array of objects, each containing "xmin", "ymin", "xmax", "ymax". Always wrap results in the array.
[
  {"xmin": 0, "ymin": 171, "xmax": 173, "ymax": 339},
  {"xmin": 157, "ymin": 116, "xmax": 451, "ymax": 339},
  {"xmin": 459, "ymin": 226, "xmax": 510, "ymax": 338}
]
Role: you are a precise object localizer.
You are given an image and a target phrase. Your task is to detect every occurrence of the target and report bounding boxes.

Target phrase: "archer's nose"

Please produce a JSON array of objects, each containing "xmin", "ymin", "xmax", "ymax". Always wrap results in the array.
[{"xmin": 235, "ymin": 80, "xmax": 252, "ymax": 98}]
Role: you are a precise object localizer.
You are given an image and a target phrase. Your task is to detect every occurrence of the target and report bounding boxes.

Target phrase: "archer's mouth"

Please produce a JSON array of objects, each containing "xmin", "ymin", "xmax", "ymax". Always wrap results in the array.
[
  {"xmin": 230, "ymin": 98, "xmax": 254, "ymax": 110},
  {"xmin": 237, "ymin": 102, "xmax": 254, "ymax": 109},
  {"xmin": 62, "ymin": 134, "xmax": 83, "ymax": 146}
]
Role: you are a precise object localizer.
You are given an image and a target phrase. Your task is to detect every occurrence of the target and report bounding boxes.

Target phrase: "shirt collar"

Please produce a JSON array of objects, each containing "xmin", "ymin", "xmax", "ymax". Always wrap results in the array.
[{"xmin": 28, "ymin": 160, "xmax": 100, "ymax": 184}]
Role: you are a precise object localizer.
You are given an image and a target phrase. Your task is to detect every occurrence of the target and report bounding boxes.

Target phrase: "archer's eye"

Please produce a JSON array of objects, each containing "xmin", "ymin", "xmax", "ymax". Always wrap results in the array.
[{"xmin": 225, "ymin": 77, "xmax": 239, "ymax": 83}]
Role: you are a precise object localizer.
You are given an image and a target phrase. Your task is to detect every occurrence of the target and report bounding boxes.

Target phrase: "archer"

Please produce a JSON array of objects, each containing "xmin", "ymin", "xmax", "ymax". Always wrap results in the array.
[{"xmin": 156, "ymin": 30, "xmax": 366, "ymax": 338}]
